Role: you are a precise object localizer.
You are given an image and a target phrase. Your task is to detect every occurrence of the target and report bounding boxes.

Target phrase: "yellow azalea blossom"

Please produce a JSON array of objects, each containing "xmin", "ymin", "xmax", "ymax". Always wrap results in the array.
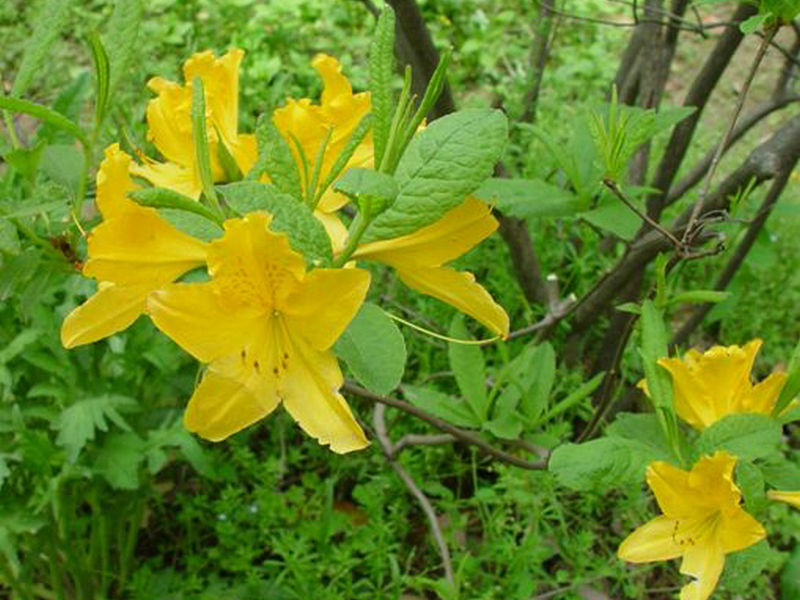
[
  {"xmin": 618, "ymin": 452, "xmax": 765, "ymax": 600},
  {"xmin": 131, "ymin": 49, "xmax": 256, "ymax": 198},
  {"xmin": 767, "ymin": 490, "xmax": 800, "ymax": 509},
  {"xmin": 353, "ymin": 197, "xmax": 509, "ymax": 337},
  {"xmin": 61, "ymin": 144, "xmax": 207, "ymax": 348},
  {"xmin": 147, "ymin": 212, "xmax": 370, "ymax": 452},
  {"xmin": 272, "ymin": 53, "xmax": 372, "ymax": 213},
  {"xmin": 658, "ymin": 339, "xmax": 787, "ymax": 430}
]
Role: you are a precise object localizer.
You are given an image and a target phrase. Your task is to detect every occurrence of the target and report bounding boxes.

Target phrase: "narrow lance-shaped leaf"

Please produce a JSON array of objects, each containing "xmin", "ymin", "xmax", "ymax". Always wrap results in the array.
[
  {"xmin": 191, "ymin": 77, "xmax": 220, "ymax": 209},
  {"xmin": 369, "ymin": 6, "xmax": 396, "ymax": 168},
  {"xmin": 10, "ymin": 0, "xmax": 71, "ymax": 98},
  {"xmin": 248, "ymin": 115, "xmax": 304, "ymax": 202},
  {"xmin": 88, "ymin": 31, "xmax": 110, "ymax": 127},
  {"xmin": 103, "ymin": 0, "xmax": 143, "ymax": 97},
  {"xmin": 0, "ymin": 96, "xmax": 87, "ymax": 146},
  {"xmin": 316, "ymin": 113, "xmax": 372, "ymax": 202}
]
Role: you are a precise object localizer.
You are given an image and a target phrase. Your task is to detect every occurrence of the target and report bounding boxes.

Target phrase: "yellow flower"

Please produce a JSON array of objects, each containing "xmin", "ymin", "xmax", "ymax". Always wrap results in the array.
[
  {"xmin": 618, "ymin": 452, "xmax": 765, "ymax": 600},
  {"xmin": 146, "ymin": 212, "xmax": 371, "ymax": 452},
  {"xmin": 658, "ymin": 340, "xmax": 787, "ymax": 430},
  {"xmin": 61, "ymin": 144, "xmax": 207, "ymax": 348},
  {"xmin": 131, "ymin": 49, "xmax": 257, "ymax": 198},
  {"xmin": 353, "ymin": 197, "xmax": 509, "ymax": 337},
  {"xmin": 272, "ymin": 54, "xmax": 372, "ymax": 213},
  {"xmin": 767, "ymin": 490, "xmax": 800, "ymax": 509}
]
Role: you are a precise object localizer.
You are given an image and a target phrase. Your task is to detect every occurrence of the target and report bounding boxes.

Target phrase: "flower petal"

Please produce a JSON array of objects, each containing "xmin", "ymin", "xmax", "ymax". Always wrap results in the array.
[
  {"xmin": 718, "ymin": 506, "xmax": 765, "ymax": 553},
  {"xmin": 745, "ymin": 371, "xmax": 787, "ymax": 414},
  {"xmin": 148, "ymin": 282, "xmax": 263, "ymax": 363},
  {"xmin": 278, "ymin": 325, "xmax": 367, "ymax": 453},
  {"xmin": 353, "ymin": 197, "xmax": 498, "ymax": 267},
  {"xmin": 184, "ymin": 354, "xmax": 280, "ymax": 441},
  {"xmin": 678, "ymin": 543, "xmax": 725, "ymax": 600},
  {"xmin": 184, "ymin": 49, "xmax": 243, "ymax": 148},
  {"xmin": 83, "ymin": 207, "xmax": 207, "ymax": 285},
  {"xmin": 95, "ymin": 144, "xmax": 139, "ymax": 219},
  {"xmin": 144, "ymin": 77, "xmax": 196, "ymax": 167},
  {"xmin": 207, "ymin": 213, "xmax": 306, "ymax": 307},
  {"xmin": 129, "ymin": 158, "xmax": 203, "ymax": 199},
  {"xmin": 647, "ymin": 461, "xmax": 698, "ymax": 518},
  {"xmin": 282, "ymin": 268, "xmax": 370, "ymax": 351},
  {"xmin": 617, "ymin": 515, "xmax": 683, "ymax": 562},
  {"xmin": 658, "ymin": 356, "xmax": 715, "ymax": 430},
  {"xmin": 394, "ymin": 265, "xmax": 509, "ymax": 337},
  {"xmin": 767, "ymin": 490, "xmax": 800, "ymax": 509},
  {"xmin": 61, "ymin": 282, "xmax": 151, "ymax": 348}
]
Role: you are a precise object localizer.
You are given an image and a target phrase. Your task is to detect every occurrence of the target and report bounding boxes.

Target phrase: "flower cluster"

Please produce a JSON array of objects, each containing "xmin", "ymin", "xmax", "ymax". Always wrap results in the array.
[
  {"xmin": 61, "ymin": 49, "xmax": 508, "ymax": 452},
  {"xmin": 619, "ymin": 340, "xmax": 798, "ymax": 600}
]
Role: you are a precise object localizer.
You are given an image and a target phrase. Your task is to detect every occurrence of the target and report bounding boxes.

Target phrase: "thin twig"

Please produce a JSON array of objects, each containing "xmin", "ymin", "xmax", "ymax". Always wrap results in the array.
[
  {"xmin": 392, "ymin": 433, "xmax": 455, "ymax": 456},
  {"xmin": 344, "ymin": 381, "xmax": 548, "ymax": 470},
  {"xmin": 373, "ymin": 404, "xmax": 454, "ymax": 583},
  {"xmin": 682, "ymin": 24, "xmax": 778, "ymax": 245},
  {"xmin": 604, "ymin": 178, "xmax": 684, "ymax": 248}
]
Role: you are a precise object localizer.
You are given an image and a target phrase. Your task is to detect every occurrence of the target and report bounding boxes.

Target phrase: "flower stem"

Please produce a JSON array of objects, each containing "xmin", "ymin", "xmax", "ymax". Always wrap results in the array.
[{"xmin": 332, "ymin": 210, "xmax": 369, "ymax": 267}]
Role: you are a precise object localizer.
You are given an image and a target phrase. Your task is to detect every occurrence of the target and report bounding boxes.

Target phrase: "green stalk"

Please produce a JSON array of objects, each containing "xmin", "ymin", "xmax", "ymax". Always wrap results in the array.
[
  {"xmin": 331, "ymin": 210, "xmax": 369, "ymax": 267},
  {"xmin": 306, "ymin": 127, "xmax": 333, "ymax": 209},
  {"xmin": 191, "ymin": 77, "xmax": 221, "ymax": 215},
  {"xmin": 2, "ymin": 111, "xmax": 20, "ymax": 148},
  {"xmin": 379, "ymin": 67, "xmax": 413, "ymax": 174}
]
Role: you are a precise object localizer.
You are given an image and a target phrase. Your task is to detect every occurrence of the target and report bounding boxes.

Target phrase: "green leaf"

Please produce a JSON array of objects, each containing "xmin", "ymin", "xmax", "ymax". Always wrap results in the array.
[
  {"xmin": 93, "ymin": 432, "xmax": 145, "ymax": 490},
  {"xmin": 158, "ymin": 209, "xmax": 223, "ymax": 242},
  {"xmin": 402, "ymin": 384, "xmax": 481, "ymax": 428},
  {"xmin": 534, "ymin": 371, "xmax": 605, "ymax": 425},
  {"xmin": 250, "ymin": 116, "xmax": 303, "ymax": 201},
  {"xmin": 580, "ymin": 195, "xmax": 640, "ymax": 241},
  {"xmin": 129, "ymin": 187, "xmax": 225, "ymax": 226},
  {"xmin": 740, "ymin": 13, "xmax": 770, "ymax": 34},
  {"xmin": 53, "ymin": 395, "xmax": 136, "ymax": 462},
  {"xmin": 721, "ymin": 541, "xmax": 781, "ymax": 592},
  {"xmin": 0, "ymin": 96, "xmax": 87, "ymax": 146},
  {"xmin": 364, "ymin": 109, "xmax": 508, "ymax": 241},
  {"xmin": 639, "ymin": 301, "xmax": 673, "ymax": 415},
  {"xmin": 0, "ymin": 221, "xmax": 20, "ymax": 254},
  {"xmin": 695, "ymin": 413, "xmax": 782, "ymax": 461},
  {"xmin": 38, "ymin": 72, "xmax": 90, "ymax": 144},
  {"xmin": 10, "ymin": 0, "xmax": 71, "ymax": 99},
  {"xmin": 334, "ymin": 302, "xmax": 406, "ymax": 395},
  {"xmin": 315, "ymin": 114, "xmax": 372, "ymax": 203},
  {"xmin": 448, "ymin": 315, "xmax": 488, "ymax": 421},
  {"xmin": 333, "ymin": 167, "xmax": 399, "ymax": 213},
  {"xmin": 39, "ymin": 144, "xmax": 84, "ymax": 194},
  {"xmin": 519, "ymin": 343, "xmax": 555, "ymax": 421},
  {"xmin": 774, "ymin": 336, "xmax": 800, "ymax": 416},
  {"xmin": 736, "ymin": 460, "xmax": 767, "ymax": 514},
  {"xmin": 88, "ymin": 31, "xmax": 110, "ymax": 126},
  {"xmin": 483, "ymin": 411, "xmax": 523, "ymax": 440},
  {"xmin": 549, "ymin": 437, "xmax": 660, "ymax": 492},
  {"xmin": 218, "ymin": 181, "xmax": 333, "ymax": 265},
  {"xmin": 103, "ymin": 0, "xmax": 143, "ymax": 97},
  {"xmin": 0, "ymin": 329, "xmax": 40, "ymax": 364},
  {"xmin": 782, "ymin": 547, "xmax": 800, "ymax": 600},
  {"xmin": 474, "ymin": 178, "xmax": 580, "ymax": 219},
  {"xmin": 369, "ymin": 6, "xmax": 396, "ymax": 168},
  {"xmin": 191, "ymin": 77, "xmax": 219, "ymax": 207},
  {"xmin": 669, "ymin": 290, "xmax": 730, "ymax": 305},
  {"xmin": 760, "ymin": 457, "xmax": 800, "ymax": 489},
  {"xmin": 605, "ymin": 412, "xmax": 674, "ymax": 460}
]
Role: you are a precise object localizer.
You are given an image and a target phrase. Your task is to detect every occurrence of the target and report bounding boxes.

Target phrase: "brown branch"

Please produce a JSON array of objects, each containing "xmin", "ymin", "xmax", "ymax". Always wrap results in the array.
[
  {"xmin": 647, "ymin": 2, "xmax": 758, "ymax": 220},
  {"xmin": 683, "ymin": 25, "xmax": 779, "ymax": 245},
  {"xmin": 521, "ymin": 0, "xmax": 556, "ymax": 123},
  {"xmin": 373, "ymin": 404, "xmax": 454, "ymax": 583},
  {"xmin": 344, "ymin": 381, "xmax": 548, "ymax": 470},
  {"xmin": 671, "ymin": 167, "xmax": 793, "ymax": 347},
  {"xmin": 665, "ymin": 93, "xmax": 800, "ymax": 204},
  {"xmin": 386, "ymin": 0, "xmax": 455, "ymax": 120},
  {"xmin": 570, "ymin": 111, "xmax": 800, "ymax": 332}
]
